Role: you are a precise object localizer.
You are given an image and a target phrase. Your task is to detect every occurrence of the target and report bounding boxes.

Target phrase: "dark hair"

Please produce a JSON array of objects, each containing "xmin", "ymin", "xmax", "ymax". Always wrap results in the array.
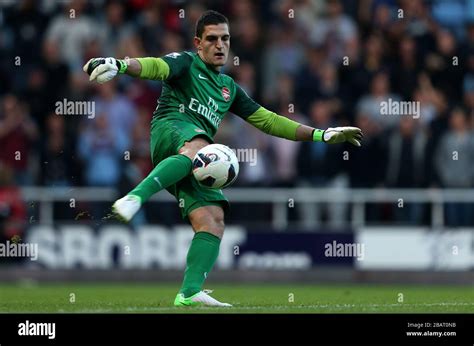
[{"xmin": 195, "ymin": 10, "xmax": 229, "ymax": 38}]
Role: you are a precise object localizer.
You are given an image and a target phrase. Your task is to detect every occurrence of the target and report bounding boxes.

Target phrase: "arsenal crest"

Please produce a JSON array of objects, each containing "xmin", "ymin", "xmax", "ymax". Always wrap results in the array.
[{"xmin": 222, "ymin": 87, "xmax": 230, "ymax": 102}]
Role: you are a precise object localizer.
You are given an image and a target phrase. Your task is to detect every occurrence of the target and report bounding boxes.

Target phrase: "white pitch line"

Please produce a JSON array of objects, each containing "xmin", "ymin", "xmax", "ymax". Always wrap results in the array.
[{"xmin": 66, "ymin": 302, "xmax": 474, "ymax": 313}]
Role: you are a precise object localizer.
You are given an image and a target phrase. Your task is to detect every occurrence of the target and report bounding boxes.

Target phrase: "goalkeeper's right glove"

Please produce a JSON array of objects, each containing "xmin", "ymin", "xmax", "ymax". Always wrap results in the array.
[{"xmin": 83, "ymin": 57, "xmax": 128, "ymax": 83}]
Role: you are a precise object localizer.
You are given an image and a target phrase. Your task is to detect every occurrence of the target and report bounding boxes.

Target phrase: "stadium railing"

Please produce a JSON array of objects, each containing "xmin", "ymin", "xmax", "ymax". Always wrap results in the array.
[{"xmin": 19, "ymin": 187, "xmax": 474, "ymax": 229}]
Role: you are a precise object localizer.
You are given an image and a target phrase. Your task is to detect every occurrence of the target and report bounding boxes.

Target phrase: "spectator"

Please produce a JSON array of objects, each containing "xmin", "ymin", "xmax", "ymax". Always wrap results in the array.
[
  {"xmin": 385, "ymin": 116, "xmax": 428, "ymax": 224},
  {"xmin": 295, "ymin": 46, "xmax": 326, "ymax": 114},
  {"xmin": 424, "ymin": 87, "xmax": 451, "ymax": 186},
  {"xmin": 0, "ymin": 163, "xmax": 26, "ymax": 242},
  {"xmin": 77, "ymin": 113, "xmax": 128, "ymax": 187},
  {"xmin": 39, "ymin": 113, "xmax": 74, "ymax": 187},
  {"xmin": 23, "ymin": 39, "xmax": 70, "ymax": 131},
  {"xmin": 0, "ymin": 94, "xmax": 39, "ymax": 185},
  {"xmin": 297, "ymin": 100, "xmax": 347, "ymax": 228},
  {"xmin": 92, "ymin": 79, "xmax": 138, "ymax": 149},
  {"xmin": 392, "ymin": 36, "xmax": 421, "ymax": 101},
  {"xmin": 137, "ymin": 3, "xmax": 165, "ymax": 56},
  {"xmin": 4, "ymin": 0, "xmax": 48, "ymax": 58},
  {"xmin": 262, "ymin": 24, "xmax": 305, "ymax": 104},
  {"xmin": 463, "ymin": 49, "xmax": 474, "ymax": 111},
  {"xmin": 228, "ymin": 16, "xmax": 263, "ymax": 99},
  {"xmin": 346, "ymin": 112, "xmax": 386, "ymax": 222},
  {"xmin": 45, "ymin": 0, "xmax": 100, "ymax": 70},
  {"xmin": 425, "ymin": 29, "xmax": 464, "ymax": 102},
  {"xmin": 346, "ymin": 112, "xmax": 385, "ymax": 188},
  {"xmin": 233, "ymin": 62, "xmax": 257, "ymax": 99},
  {"xmin": 97, "ymin": 1, "xmax": 136, "ymax": 57},
  {"xmin": 315, "ymin": 61, "xmax": 348, "ymax": 117},
  {"xmin": 309, "ymin": 0, "xmax": 357, "ymax": 63},
  {"xmin": 434, "ymin": 107, "xmax": 474, "ymax": 226},
  {"xmin": 357, "ymin": 71, "xmax": 401, "ymax": 130},
  {"xmin": 341, "ymin": 32, "xmax": 387, "ymax": 109}
]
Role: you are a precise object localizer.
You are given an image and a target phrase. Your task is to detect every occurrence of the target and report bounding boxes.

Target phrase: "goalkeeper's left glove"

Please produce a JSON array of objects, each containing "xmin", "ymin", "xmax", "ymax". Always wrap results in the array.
[
  {"xmin": 314, "ymin": 127, "xmax": 363, "ymax": 146},
  {"xmin": 83, "ymin": 57, "xmax": 128, "ymax": 83}
]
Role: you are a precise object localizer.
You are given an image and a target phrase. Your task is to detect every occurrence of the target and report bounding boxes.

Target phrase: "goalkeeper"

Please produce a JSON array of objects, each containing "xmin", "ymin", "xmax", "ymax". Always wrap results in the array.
[{"xmin": 83, "ymin": 10, "xmax": 363, "ymax": 307}]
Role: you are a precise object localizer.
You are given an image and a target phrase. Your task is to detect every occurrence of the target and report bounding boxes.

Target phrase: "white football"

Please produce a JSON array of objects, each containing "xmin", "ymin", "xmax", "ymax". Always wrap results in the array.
[{"xmin": 192, "ymin": 144, "xmax": 239, "ymax": 189}]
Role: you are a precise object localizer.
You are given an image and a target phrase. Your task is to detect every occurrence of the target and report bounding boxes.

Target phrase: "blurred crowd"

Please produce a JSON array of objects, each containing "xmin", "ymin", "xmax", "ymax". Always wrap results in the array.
[{"xmin": 1, "ymin": 0, "xmax": 474, "ymax": 228}]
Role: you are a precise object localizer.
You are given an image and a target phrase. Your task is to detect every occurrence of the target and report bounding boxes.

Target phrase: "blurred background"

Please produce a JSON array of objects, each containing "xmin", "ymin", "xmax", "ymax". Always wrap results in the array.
[{"xmin": 0, "ymin": 0, "xmax": 473, "ymax": 284}]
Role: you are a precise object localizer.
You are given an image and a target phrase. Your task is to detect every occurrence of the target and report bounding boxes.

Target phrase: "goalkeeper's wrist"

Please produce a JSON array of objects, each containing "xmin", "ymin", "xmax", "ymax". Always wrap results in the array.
[
  {"xmin": 312, "ymin": 129, "xmax": 325, "ymax": 142},
  {"xmin": 116, "ymin": 59, "xmax": 128, "ymax": 74}
]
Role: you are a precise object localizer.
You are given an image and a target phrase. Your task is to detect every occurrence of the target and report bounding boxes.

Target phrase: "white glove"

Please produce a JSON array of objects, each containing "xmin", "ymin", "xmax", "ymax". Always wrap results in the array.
[
  {"xmin": 83, "ymin": 57, "xmax": 127, "ymax": 84},
  {"xmin": 323, "ymin": 127, "xmax": 363, "ymax": 146}
]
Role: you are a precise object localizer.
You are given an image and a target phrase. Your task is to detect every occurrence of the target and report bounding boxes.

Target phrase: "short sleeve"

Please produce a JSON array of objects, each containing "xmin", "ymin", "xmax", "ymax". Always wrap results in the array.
[
  {"xmin": 160, "ymin": 51, "xmax": 193, "ymax": 80},
  {"xmin": 229, "ymin": 84, "xmax": 261, "ymax": 119}
]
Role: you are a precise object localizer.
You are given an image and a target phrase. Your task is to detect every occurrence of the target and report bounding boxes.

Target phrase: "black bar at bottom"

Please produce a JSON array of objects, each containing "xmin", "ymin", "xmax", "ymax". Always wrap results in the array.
[{"xmin": 0, "ymin": 313, "xmax": 472, "ymax": 345}]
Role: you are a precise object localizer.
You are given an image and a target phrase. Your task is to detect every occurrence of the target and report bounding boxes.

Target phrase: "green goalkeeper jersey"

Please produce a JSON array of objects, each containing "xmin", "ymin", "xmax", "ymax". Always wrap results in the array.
[{"xmin": 150, "ymin": 51, "xmax": 260, "ymax": 137}]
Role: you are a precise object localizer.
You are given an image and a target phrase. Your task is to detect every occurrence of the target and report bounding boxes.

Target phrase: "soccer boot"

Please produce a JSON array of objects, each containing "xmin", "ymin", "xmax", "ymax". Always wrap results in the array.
[
  {"xmin": 111, "ymin": 195, "xmax": 141, "ymax": 222},
  {"xmin": 174, "ymin": 290, "xmax": 232, "ymax": 307}
]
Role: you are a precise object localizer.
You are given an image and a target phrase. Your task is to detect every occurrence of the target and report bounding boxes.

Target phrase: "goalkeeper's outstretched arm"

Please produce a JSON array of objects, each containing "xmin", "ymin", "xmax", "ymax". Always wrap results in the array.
[
  {"xmin": 231, "ymin": 84, "xmax": 362, "ymax": 146},
  {"xmin": 123, "ymin": 58, "xmax": 142, "ymax": 77},
  {"xmin": 83, "ymin": 57, "xmax": 170, "ymax": 83},
  {"xmin": 230, "ymin": 84, "xmax": 363, "ymax": 147},
  {"xmin": 245, "ymin": 107, "xmax": 363, "ymax": 146}
]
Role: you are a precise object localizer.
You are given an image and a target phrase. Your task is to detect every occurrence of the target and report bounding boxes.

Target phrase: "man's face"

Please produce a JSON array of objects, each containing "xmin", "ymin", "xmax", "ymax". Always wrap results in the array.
[{"xmin": 194, "ymin": 23, "xmax": 230, "ymax": 69}]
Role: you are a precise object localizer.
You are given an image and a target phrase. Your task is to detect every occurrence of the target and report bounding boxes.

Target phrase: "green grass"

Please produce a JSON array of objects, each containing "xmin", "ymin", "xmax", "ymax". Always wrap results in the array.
[{"xmin": 0, "ymin": 283, "xmax": 473, "ymax": 313}]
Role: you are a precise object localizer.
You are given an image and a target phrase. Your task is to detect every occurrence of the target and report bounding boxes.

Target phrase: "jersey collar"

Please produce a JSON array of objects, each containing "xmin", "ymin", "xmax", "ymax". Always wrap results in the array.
[{"xmin": 195, "ymin": 52, "xmax": 222, "ymax": 75}]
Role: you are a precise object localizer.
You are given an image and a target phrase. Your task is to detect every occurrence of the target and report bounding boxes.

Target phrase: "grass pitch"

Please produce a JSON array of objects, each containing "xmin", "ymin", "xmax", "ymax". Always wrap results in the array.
[{"xmin": 0, "ymin": 283, "xmax": 473, "ymax": 313}]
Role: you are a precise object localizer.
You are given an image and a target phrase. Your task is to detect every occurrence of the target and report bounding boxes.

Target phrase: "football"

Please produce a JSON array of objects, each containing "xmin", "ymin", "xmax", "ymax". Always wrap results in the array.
[{"xmin": 192, "ymin": 144, "xmax": 239, "ymax": 189}]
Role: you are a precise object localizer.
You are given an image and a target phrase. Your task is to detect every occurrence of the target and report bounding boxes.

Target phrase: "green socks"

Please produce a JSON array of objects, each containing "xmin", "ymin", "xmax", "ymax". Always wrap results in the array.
[
  {"xmin": 180, "ymin": 232, "xmax": 221, "ymax": 298},
  {"xmin": 129, "ymin": 155, "xmax": 220, "ymax": 298},
  {"xmin": 128, "ymin": 154, "xmax": 192, "ymax": 203}
]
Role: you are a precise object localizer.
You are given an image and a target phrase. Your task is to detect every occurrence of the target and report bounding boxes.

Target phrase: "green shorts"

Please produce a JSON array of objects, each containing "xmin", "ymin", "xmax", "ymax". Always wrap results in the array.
[{"xmin": 150, "ymin": 118, "xmax": 229, "ymax": 221}]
